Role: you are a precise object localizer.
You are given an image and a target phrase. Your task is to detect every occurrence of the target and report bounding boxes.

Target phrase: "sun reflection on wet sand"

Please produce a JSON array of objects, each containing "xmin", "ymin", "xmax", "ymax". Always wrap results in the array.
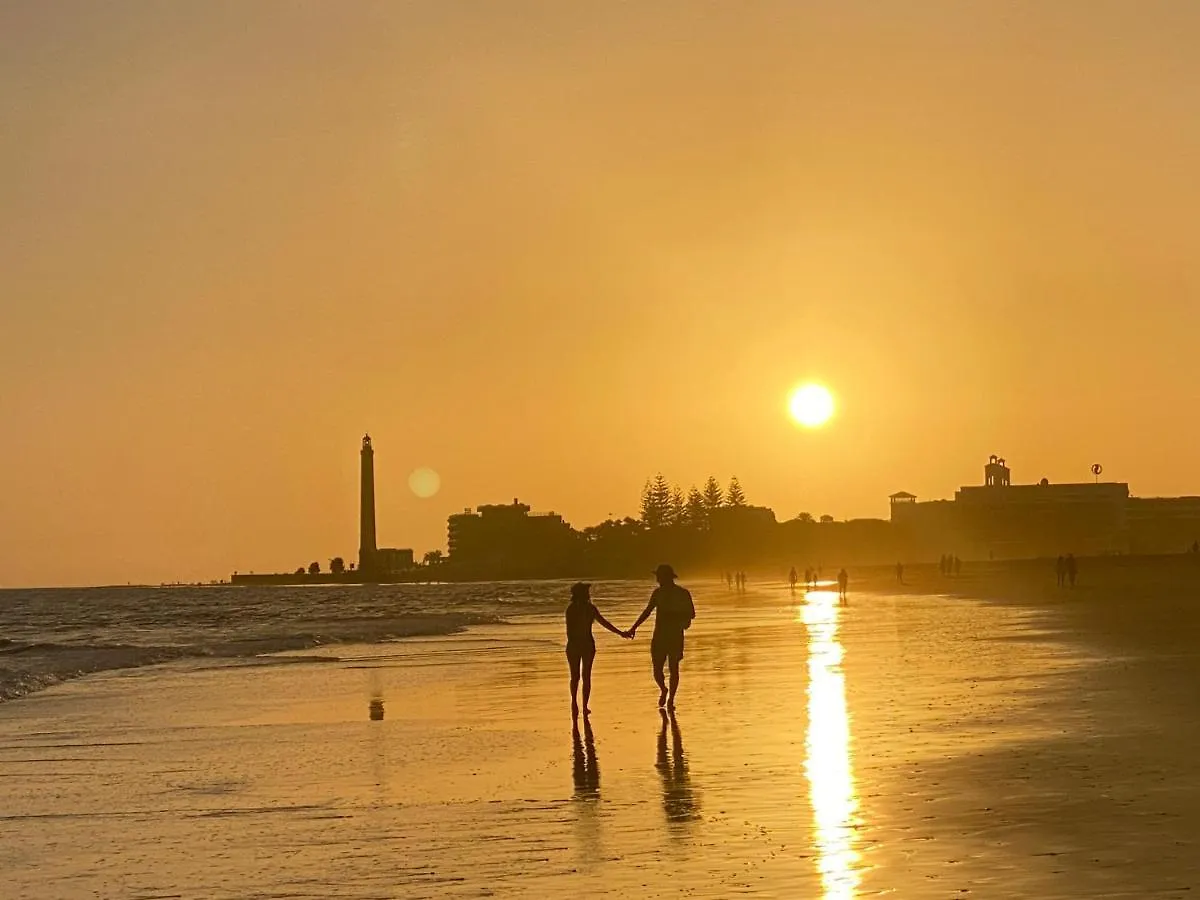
[{"xmin": 801, "ymin": 590, "xmax": 861, "ymax": 898}]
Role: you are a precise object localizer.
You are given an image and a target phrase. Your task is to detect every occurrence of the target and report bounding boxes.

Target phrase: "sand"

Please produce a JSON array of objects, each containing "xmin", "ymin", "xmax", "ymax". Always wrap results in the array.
[{"xmin": 2, "ymin": 580, "xmax": 1199, "ymax": 898}]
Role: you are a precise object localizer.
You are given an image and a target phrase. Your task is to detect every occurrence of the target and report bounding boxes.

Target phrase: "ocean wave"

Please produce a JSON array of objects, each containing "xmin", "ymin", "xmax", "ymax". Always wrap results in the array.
[{"xmin": 0, "ymin": 609, "xmax": 496, "ymax": 703}]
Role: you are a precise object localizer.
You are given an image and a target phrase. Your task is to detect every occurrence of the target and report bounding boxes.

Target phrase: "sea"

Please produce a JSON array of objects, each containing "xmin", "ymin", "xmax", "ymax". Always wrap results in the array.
[{"xmin": 0, "ymin": 581, "xmax": 584, "ymax": 703}]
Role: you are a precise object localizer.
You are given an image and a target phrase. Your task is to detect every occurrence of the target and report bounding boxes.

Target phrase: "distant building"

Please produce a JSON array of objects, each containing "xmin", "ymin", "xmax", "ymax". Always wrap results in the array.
[
  {"xmin": 893, "ymin": 456, "xmax": 1131, "ymax": 559},
  {"xmin": 375, "ymin": 548, "xmax": 415, "ymax": 574},
  {"xmin": 447, "ymin": 499, "xmax": 578, "ymax": 577},
  {"xmin": 1127, "ymin": 496, "xmax": 1200, "ymax": 554}
]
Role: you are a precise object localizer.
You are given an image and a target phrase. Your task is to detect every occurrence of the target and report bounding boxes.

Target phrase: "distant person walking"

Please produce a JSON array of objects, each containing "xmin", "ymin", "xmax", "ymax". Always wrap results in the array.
[
  {"xmin": 630, "ymin": 565, "xmax": 696, "ymax": 709},
  {"xmin": 939, "ymin": 554, "xmax": 948, "ymax": 577},
  {"xmin": 837, "ymin": 567, "xmax": 849, "ymax": 604},
  {"xmin": 895, "ymin": 561, "xmax": 905, "ymax": 584},
  {"xmin": 789, "ymin": 567, "xmax": 799, "ymax": 593},
  {"xmin": 953, "ymin": 555, "xmax": 961, "ymax": 577},
  {"xmin": 726, "ymin": 572, "xmax": 734, "ymax": 591},
  {"xmin": 564, "ymin": 582, "xmax": 629, "ymax": 716},
  {"xmin": 1066, "ymin": 553, "xmax": 1078, "ymax": 589},
  {"xmin": 1055, "ymin": 555, "xmax": 1066, "ymax": 588}
]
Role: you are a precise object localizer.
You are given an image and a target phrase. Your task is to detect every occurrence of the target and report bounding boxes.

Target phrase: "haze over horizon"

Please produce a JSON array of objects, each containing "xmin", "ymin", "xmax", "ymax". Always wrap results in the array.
[{"xmin": 4, "ymin": 2, "xmax": 1200, "ymax": 587}]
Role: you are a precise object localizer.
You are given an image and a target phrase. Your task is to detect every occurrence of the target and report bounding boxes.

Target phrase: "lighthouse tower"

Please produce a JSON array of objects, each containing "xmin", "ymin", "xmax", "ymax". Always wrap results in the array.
[{"xmin": 359, "ymin": 434, "xmax": 378, "ymax": 574}]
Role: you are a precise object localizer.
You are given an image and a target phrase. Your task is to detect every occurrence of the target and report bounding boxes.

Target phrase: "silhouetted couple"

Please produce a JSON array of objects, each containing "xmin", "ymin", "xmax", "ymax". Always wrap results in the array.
[
  {"xmin": 564, "ymin": 564, "xmax": 696, "ymax": 715},
  {"xmin": 1055, "ymin": 553, "xmax": 1078, "ymax": 589}
]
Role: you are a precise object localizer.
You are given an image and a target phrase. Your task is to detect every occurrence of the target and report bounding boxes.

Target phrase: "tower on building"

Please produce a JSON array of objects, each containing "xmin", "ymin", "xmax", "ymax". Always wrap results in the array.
[
  {"xmin": 985, "ymin": 455, "xmax": 1011, "ymax": 488},
  {"xmin": 359, "ymin": 434, "xmax": 378, "ymax": 573}
]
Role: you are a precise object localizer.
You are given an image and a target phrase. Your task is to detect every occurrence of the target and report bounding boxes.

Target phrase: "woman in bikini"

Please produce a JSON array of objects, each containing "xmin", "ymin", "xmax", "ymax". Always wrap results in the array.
[{"xmin": 565, "ymin": 582, "xmax": 629, "ymax": 716}]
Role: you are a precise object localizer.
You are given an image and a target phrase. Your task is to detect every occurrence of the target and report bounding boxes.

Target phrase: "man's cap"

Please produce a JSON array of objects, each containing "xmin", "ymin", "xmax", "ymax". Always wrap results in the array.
[{"xmin": 653, "ymin": 564, "xmax": 677, "ymax": 579}]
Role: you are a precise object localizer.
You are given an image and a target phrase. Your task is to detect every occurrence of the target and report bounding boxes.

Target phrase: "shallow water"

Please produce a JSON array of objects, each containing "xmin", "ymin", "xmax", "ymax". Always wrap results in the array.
[{"xmin": 0, "ymin": 581, "xmax": 595, "ymax": 701}]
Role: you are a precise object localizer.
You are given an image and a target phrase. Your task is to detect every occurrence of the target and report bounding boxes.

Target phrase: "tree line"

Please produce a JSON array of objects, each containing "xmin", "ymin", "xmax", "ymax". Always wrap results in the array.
[{"xmin": 639, "ymin": 474, "xmax": 748, "ymax": 529}]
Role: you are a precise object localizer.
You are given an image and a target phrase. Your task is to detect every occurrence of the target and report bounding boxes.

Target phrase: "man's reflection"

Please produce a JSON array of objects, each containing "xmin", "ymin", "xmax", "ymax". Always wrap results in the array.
[
  {"xmin": 572, "ymin": 714, "xmax": 600, "ymax": 800},
  {"xmin": 657, "ymin": 709, "xmax": 699, "ymax": 825}
]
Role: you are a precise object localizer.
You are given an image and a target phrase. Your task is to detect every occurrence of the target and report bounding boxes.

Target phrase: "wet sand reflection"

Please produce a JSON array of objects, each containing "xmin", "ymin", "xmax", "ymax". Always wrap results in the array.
[
  {"xmin": 801, "ymin": 590, "xmax": 861, "ymax": 898},
  {"xmin": 657, "ymin": 709, "xmax": 700, "ymax": 829},
  {"xmin": 571, "ymin": 715, "xmax": 600, "ymax": 800}
]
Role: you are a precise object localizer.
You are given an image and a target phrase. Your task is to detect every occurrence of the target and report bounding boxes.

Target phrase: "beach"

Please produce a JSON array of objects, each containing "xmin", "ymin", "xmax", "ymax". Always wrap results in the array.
[{"xmin": 2, "ymin": 576, "xmax": 1200, "ymax": 897}]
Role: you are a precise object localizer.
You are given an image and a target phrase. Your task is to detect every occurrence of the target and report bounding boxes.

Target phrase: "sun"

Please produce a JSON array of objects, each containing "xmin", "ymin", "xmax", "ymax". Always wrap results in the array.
[{"xmin": 789, "ymin": 383, "xmax": 836, "ymax": 428}]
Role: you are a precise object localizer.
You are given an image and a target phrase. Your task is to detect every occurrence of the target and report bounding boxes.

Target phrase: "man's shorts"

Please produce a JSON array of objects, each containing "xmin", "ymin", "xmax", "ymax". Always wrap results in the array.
[{"xmin": 651, "ymin": 630, "xmax": 685, "ymax": 666}]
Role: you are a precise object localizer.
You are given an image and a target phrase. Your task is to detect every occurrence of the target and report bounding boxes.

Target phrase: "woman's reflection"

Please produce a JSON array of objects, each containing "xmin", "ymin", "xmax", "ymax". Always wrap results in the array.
[
  {"xmin": 657, "ymin": 709, "xmax": 700, "ymax": 827},
  {"xmin": 572, "ymin": 714, "xmax": 600, "ymax": 800}
]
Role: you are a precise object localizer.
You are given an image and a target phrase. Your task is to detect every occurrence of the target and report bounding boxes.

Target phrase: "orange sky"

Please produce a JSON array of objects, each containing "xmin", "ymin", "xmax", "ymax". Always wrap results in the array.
[{"xmin": 4, "ymin": 2, "xmax": 1200, "ymax": 586}]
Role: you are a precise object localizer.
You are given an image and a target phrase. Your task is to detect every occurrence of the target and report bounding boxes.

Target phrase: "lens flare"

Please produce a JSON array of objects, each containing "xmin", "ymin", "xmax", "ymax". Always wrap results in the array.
[{"xmin": 408, "ymin": 467, "xmax": 441, "ymax": 499}]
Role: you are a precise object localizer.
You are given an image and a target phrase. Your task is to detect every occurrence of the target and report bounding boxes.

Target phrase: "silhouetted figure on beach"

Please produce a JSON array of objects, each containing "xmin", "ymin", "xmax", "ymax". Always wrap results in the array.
[
  {"xmin": 895, "ymin": 561, "xmax": 905, "ymax": 584},
  {"xmin": 565, "ymin": 582, "xmax": 629, "ymax": 715},
  {"xmin": 1066, "ymin": 553, "xmax": 1078, "ymax": 589},
  {"xmin": 953, "ymin": 555, "xmax": 961, "ymax": 577},
  {"xmin": 939, "ymin": 554, "xmax": 948, "ymax": 576},
  {"xmin": 572, "ymin": 714, "xmax": 600, "ymax": 799},
  {"xmin": 789, "ymin": 566, "xmax": 799, "ymax": 593},
  {"xmin": 1055, "ymin": 555, "xmax": 1066, "ymax": 588},
  {"xmin": 837, "ymin": 567, "xmax": 849, "ymax": 604},
  {"xmin": 630, "ymin": 564, "xmax": 696, "ymax": 709},
  {"xmin": 725, "ymin": 571, "xmax": 734, "ymax": 591},
  {"xmin": 656, "ymin": 709, "xmax": 698, "ymax": 824}
]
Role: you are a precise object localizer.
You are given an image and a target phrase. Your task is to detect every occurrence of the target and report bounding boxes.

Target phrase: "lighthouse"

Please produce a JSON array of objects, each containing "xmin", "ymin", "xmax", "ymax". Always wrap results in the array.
[{"xmin": 359, "ymin": 434, "xmax": 377, "ymax": 574}]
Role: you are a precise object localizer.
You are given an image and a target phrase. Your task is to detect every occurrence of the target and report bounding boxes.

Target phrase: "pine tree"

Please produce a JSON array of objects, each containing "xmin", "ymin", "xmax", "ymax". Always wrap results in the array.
[
  {"xmin": 651, "ymin": 475, "xmax": 672, "ymax": 525},
  {"xmin": 669, "ymin": 485, "xmax": 686, "ymax": 526},
  {"xmin": 641, "ymin": 474, "xmax": 672, "ymax": 529},
  {"xmin": 685, "ymin": 486, "xmax": 707, "ymax": 527},
  {"xmin": 702, "ymin": 476, "xmax": 724, "ymax": 511},
  {"xmin": 639, "ymin": 479, "xmax": 659, "ymax": 528},
  {"xmin": 726, "ymin": 476, "xmax": 747, "ymax": 507}
]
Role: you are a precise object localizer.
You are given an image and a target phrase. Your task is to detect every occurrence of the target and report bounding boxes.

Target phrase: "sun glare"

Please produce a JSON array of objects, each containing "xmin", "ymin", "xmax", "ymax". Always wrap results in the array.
[{"xmin": 789, "ymin": 384, "xmax": 836, "ymax": 428}]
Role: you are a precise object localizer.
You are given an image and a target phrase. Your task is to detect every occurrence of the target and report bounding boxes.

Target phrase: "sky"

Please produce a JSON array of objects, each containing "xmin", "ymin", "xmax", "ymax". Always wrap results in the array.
[{"xmin": 3, "ymin": 1, "xmax": 1200, "ymax": 586}]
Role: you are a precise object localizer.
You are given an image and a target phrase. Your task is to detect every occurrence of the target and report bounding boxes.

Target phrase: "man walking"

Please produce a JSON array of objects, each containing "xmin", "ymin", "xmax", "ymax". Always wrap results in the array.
[{"xmin": 630, "ymin": 564, "xmax": 696, "ymax": 710}]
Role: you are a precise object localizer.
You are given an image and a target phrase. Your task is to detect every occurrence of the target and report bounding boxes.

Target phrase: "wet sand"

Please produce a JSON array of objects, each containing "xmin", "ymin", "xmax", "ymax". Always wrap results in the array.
[{"xmin": 2, "ymin": 581, "xmax": 1199, "ymax": 898}]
